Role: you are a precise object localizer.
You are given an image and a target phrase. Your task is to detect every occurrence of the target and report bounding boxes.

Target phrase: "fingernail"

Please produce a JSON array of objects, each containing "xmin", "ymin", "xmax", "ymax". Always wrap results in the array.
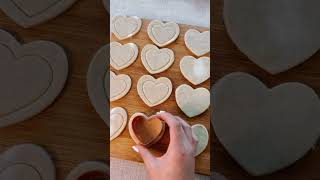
[
  {"xmin": 156, "ymin": 110, "xmax": 165, "ymax": 114},
  {"xmin": 132, "ymin": 146, "xmax": 139, "ymax": 153}
]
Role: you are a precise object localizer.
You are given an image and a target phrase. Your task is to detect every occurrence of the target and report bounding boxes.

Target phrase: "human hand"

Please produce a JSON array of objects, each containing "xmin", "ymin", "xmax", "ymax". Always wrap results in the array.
[{"xmin": 132, "ymin": 111, "xmax": 198, "ymax": 180}]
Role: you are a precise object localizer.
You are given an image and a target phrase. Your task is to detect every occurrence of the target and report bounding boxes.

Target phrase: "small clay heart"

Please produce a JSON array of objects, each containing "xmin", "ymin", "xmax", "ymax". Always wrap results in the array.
[
  {"xmin": 147, "ymin": 20, "xmax": 180, "ymax": 47},
  {"xmin": 110, "ymin": 42, "xmax": 138, "ymax": 70},
  {"xmin": 111, "ymin": 15, "xmax": 142, "ymax": 40},
  {"xmin": 129, "ymin": 113, "xmax": 165, "ymax": 146},
  {"xmin": 110, "ymin": 71, "xmax": 131, "ymax": 102},
  {"xmin": 184, "ymin": 29, "xmax": 210, "ymax": 56},
  {"xmin": 180, "ymin": 56, "xmax": 210, "ymax": 85}
]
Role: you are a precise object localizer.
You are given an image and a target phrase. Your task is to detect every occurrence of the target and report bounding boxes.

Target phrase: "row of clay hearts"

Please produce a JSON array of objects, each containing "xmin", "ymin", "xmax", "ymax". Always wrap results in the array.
[
  {"xmin": 111, "ymin": 72, "xmax": 210, "ymax": 118},
  {"xmin": 0, "ymin": 144, "xmax": 108, "ymax": 180},
  {"xmin": 110, "ymin": 42, "xmax": 210, "ymax": 85},
  {"xmin": 110, "ymin": 107, "xmax": 209, "ymax": 156},
  {"xmin": 111, "ymin": 15, "xmax": 210, "ymax": 56}
]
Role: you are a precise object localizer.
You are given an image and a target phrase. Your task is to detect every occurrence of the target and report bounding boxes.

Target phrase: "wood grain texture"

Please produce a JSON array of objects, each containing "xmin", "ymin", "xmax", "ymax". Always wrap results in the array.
[
  {"xmin": 110, "ymin": 19, "xmax": 211, "ymax": 175},
  {"xmin": 213, "ymin": 0, "xmax": 320, "ymax": 179},
  {"xmin": 0, "ymin": 1, "xmax": 108, "ymax": 180}
]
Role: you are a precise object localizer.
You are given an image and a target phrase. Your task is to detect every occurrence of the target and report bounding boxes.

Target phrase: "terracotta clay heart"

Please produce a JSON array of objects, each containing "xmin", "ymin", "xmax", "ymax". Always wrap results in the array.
[
  {"xmin": 110, "ymin": 71, "xmax": 131, "ymax": 102},
  {"xmin": 111, "ymin": 15, "xmax": 142, "ymax": 40},
  {"xmin": 184, "ymin": 29, "xmax": 210, "ymax": 56},
  {"xmin": 0, "ymin": 29, "xmax": 68, "ymax": 127},
  {"xmin": 180, "ymin": 56, "xmax": 210, "ymax": 85},
  {"xmin": 66, "ymin": 161, "xmax": 109, "ymax": 180},
  {"xmin": 0, "ymin": 0, "xmax": 78, "ymax": 28},
  {"xmin": 212, "ymin": 72, "xmax": 320, "ymax": 175},
  {"xmin": 110, "ymin": 107, "xmax": 127, "ymax": 141},
  {"xmin": 141, "ymin": 44, "xmax": 174, "ymax": 74},
  {"xmin": 224, "ymin": 0, "xmax": 320, "ymax": 74},
  {"xmin": 129, "ymin": 113, "xmax": 165, "ymax": 146},
  {"xmin": 0, "ymin": 144, "xmax": 55, "ymax": 180},
  {"xmin": 147, "ymin": 20, "xmax": 180, "ymax": 47},
  {"xmin": 110, "ymin": 42, "xmax": 138, "ymax": 70},
  {"xmin": 175, "ymin": 84, "xmax": 210, "ymax": 118},
  {"xmin": 137, "ymin": 75, "xmax": 172, "ymax": 107}
]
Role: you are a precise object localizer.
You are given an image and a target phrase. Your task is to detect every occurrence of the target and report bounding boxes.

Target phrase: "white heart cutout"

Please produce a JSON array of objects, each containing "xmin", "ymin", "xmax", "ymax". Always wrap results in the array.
[
  {"xmin": 110, "ymin": 42, "xmax": 138, "ymax": 70},
  {"xmin": 147, "ymin": 20, "xmax": 180, "ymax": 47},
  {"xmin": 180, "ymin": 56, "xmax": 210, "ymax": 85},
  {"xmin": 184, "ymin": 29, "xmax": 210, "ymax": 56},
  {"xmin": 110, "ymin": 71, "xmax": 131, "ymax": 102},
  {"xmin": 110, "ymin": 107, "xmax": 127, "ymax": 141},
  {"xmin": 111, "ymin": 15, "xmax": 142, "ymax": 40}
]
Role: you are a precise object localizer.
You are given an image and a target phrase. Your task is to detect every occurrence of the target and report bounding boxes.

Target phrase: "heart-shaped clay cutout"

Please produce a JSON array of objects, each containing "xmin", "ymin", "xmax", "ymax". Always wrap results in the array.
[
  {"xmin": 184, "ymin": 29, "xmax": 210, "ymax": 56},
  {"xmin": 87, "ymin": 45, "xmax": 109, "ymax": 126},
  {"xmin": 137, "ymin": 75, "xmax": 172, "ymax": 107},
  {"xmin": 0, "ymin": 29, "xmax": 68, "ymax": 127},
  {"xmin": 66, "ymin": 161, "xmax": 109, "ymax": 180},
  {"xmin": 111, "ymin": 15, "xmax": 142, "ymax": 40},
  {"xmin": 110, "ymin": 71, "xmax": 131, "ymax": 102},
  {"xmin": 224, "ymin": 0, "xmax": 320, "ymax": 74},
  {"xmin": 176, "ymin": 84, "xmax": 210, "ymax": 118},
  {"xmin": 110, "ymin": 107, "xmax": 127, "ymax": 141},
  {"xmin": 0, "ymin": 0, "xmax": 78, "ymax": 28},
  {"xmin": 129, "ymin": 113, "xmax": 165, "ymax": 146},
  {"xmin": 147, "ymin": 20, "xmax": 180, "ymax": 47},
  {"xmin": 180, "ymin": 56, "xmax": 210, "ymax": 85},
  {"xmin": 192, "ymin": 124, "xmax": 209, "ymax": 157},
  {"xmin": 110, "ymin": 42, "xmax": 138, "ymax": 70},
  {"xmin": 212, "ymin": 72, "xmax": 320, "ymax": 176},
  {"xmin": 0, "ymin": 144, "xmax": 55, "ymax": 180},
  {"xmin": 141, "ymin": 44, "xmax": 175, "ymax": 74}
]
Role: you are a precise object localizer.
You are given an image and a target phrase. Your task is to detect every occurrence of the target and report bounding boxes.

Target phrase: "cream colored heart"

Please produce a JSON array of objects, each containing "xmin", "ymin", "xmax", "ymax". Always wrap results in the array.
[
  {"xmin": 192, "ymin": 124, "xmax": 209, "ymax": 157},
  {"xmin": 185, "ymin": 29, "xmax": 210, "ymax": 56},
  {"xmin": 176, "ymin": 84, "xmax": 210, "ymax": 117},
  {"xmin": 147, "ymin": 20, "xmax": 180, "ymax": 47},
  {"xmin": 110, "ymin": 107, "xmax": 127, "ymax": 141},
  {"xmin": 110, "ymin": 71, "xmax": 131, "ymax": 102},
  {"xmin": 180, "ymin": 56, "xmax": 210, "ymax": 85},
  {"xmin": 111, "ymin": 15, "xmax": 142, "ymax": 40},
  {"xmin": 137, "ymin": 75, "xmax": 172, "ymax": 107},
  {"xmin": 110, "ymin": 42, "xmax": 138, "ymax": 70},
  {"xmin": 141, "ymin": 44, "xmax": 174, "ymax": 74}
]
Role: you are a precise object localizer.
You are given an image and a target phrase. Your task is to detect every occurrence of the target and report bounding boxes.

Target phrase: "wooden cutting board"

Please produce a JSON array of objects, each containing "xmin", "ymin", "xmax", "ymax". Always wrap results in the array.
[{"xmin": 110, "ymin": 19, "xmax": 211, "ymax": 175}]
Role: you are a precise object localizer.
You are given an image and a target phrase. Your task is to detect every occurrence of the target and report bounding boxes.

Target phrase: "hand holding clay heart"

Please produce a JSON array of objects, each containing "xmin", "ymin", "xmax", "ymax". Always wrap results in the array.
[{"xmin": 212, "ymin": 72, "xmax": 320, "ymax": 175}]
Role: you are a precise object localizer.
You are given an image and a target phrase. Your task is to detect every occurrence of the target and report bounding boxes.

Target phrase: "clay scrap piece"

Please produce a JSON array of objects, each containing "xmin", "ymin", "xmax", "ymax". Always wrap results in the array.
[
  {"xmin": 0, "ymin": 144, "xmax": 55, "ymax": 180},
  {"xmin": 175, "ymin": 84, "xmax": 210, "ymax": 118},
  {"xmin": 192, "ymin": 124, "xmax": 209, "ymax": 157},
  {"xmin": 224, "ymin": 0, "xmax": 320, "ymax": 74},
  {"xmin": 137, "ymin": 75, "xmax": 172, "ymax": 107},
  {"xmin": 110, "ymin": 71, "xmax": 131, "ymax": 102},
  {"xmin": 110, "ymin": 42, "xmax": 138, "ymax": 70},
  {"xmin": 212, "ymin": 72, "xmax": 320, "ymax": 176},
  {"xmin": 0, "ymin": 29, "xmax": 68, "ymax": 128},
  {"xmin": 129, "ymin": 112, "xmax": 165, "ymax": 146},
  {"xmin": 111, "ymin": 15, "xmax": 142, "ymax": 40},
  {"xmin": 0, "ymin": 0, "xmax": 78, "ymax": 28},
  {"xmin": 87, "ymin": 45, "xmax": 109, "ymax": 126},
  {"xmin": 184, "ymin": 29, "xmax": 210, "ymax": 56},
  {"xmin": 66, "ymin": 161, "xmax": 109, "ymax": 180},
  {"xmin": 110, "ymin": 107, "xmax": 127, "ymax": 141},
  {"xmin": 147, "ymin": 20, "xmax": 180, "ymax": 47}
]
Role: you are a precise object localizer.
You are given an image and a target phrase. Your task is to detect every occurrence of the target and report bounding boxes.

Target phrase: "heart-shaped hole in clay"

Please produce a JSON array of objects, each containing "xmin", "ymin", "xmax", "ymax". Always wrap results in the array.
[{"xmin": 131, "ymin": 115, "xmax": 165, "ymax": 146}]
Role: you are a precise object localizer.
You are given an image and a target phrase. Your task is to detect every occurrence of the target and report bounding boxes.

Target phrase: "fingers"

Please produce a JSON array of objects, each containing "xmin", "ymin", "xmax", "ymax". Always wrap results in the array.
[
  {"xmin": 154, "ymin": 112, "xmax": 184, "ymax": 141},
  {"xmin": 133, "ymin": 145, "xmax": 156, "ymax": 167},
  {"xmin": 175, "ymin": 116, "xmax": 193, "ymax": 142}
]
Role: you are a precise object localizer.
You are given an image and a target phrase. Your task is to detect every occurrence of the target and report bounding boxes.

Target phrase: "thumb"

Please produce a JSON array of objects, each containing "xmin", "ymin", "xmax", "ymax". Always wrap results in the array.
[{"xmin": 132, "ymin": 145, "xmax": 156, "ymax": 166}]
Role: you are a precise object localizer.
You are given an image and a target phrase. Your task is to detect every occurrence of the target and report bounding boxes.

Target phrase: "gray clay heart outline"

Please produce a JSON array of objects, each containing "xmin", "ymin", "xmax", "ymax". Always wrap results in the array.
[
  {"xmin": 223, "ymin": 0, "xmax": 320, "ymax": 74},
  {"xmin": 212, "ymin": 72, "xmax": 320, "ymax": 176},
  {"xmin": 87, "ymin": 45, "xmax": 109, "ymax": 126},
  {"xmin": 0, "ymin": 0, "xmax": 78, "ymax": 28},
  {"xmin": 0, "ymin": 29, "xmax": 68, "ymax": 127}
]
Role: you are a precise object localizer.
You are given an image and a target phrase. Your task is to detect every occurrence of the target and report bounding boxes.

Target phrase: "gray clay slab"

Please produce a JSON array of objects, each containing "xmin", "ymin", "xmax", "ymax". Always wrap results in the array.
[
  {"xmin": 0, "ymin": 0, "xmax": 78, "ymax": 28},
  {"xmin": 224, "ymin": 0, "xmax": 320, "ymax": 74},
  {"xmin": 212, "ymin": 72, "xmax": 320, "ymax": 176},
  {"xmin": 0, "ymin": 29, "xmax": 68, "ymax": 127},
  {"xmin": 87, "ymin": 45, "xmax": 109, "ymax": 126}
]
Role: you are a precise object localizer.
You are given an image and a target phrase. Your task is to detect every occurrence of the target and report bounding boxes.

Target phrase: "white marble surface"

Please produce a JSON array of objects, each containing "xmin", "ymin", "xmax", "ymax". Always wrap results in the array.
[{"xmin": 110, "ymin": 0, "xmax": 210, "ymax": 27}]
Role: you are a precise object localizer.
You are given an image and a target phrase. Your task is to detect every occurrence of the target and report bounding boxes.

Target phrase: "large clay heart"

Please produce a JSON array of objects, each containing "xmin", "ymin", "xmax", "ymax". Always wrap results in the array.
[
  {"xmin": 175, "ymin": 84, "xmax": 210, "ymax": 118},
  {"xmin": 137, "ymin": 75, "xmax": 172, "ymax": 107},
  {"xmin": 0, "ymin": 144, "xmax": 55, "ymax": 180},
  {"xmin": 184, "ymin": 29, "xmax": 210, "ymax": 57},
  {"xmin": 0, "ymin": 29, "xmax": 68, "ymax": 127},
  {"xmin": 147, "ymin": 20, "xmax": 180, "ymax": 47},
  {"xmin": 87, "ymin": 45, "xmax": 109, "ymax": 126},
  {"xmin": 110, "ymin": 107, "xmax": 127, "ymax": 141},
  {"xmin": 111, "ymin": 15, "xmax": 142, "ymax": 40},
  {"xmin": 180, "ymin": 56, "xmax": 210, "ymax": 85},
  {"xmin": 129, "ymin": 113, "xmax": 165, "ymax": 146},
  {"xmin": 141, "ymin": 44, "xmax": 174, "ymax": 74},
  {"xmin": 110, "ymin": 71, "xmax": 131, "ymax": 102},
  {"xmin": 110, "ymin": 42, "xmax": 138, "ymax": 70},
  {"xmin": 0, "ymin": 0, "xmax": 78, "ymax": 28},
  {"xmin": 224, "ymin": 0, "xmax": 320, "ymax": 74},
  {"xmin": 212, "ymin": 72, "xmax": 320, "ymax": 176}
]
